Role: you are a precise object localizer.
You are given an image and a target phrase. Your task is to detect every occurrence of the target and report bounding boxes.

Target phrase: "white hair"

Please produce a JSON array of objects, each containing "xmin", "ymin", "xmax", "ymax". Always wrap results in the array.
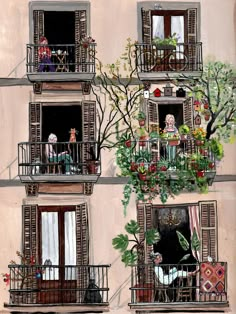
[
  {"xmin": 150, "ymin": 251, "xmax": 162, "ymax": 260},
  {"xmin": 48, "ymin": 133, "xmax": 57, "ymax": 143}
]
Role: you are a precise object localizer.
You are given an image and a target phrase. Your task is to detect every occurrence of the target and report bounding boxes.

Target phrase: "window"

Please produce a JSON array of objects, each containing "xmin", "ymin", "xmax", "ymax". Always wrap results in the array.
[
  {"xmin": 138, "ymin": 2, "xmax": 199, "ymax": 44},
  {"xmin": 22, "ymin": 203, "xmax": 89, "ymax": 303},
  {"xmin": 137, "ymin": 201, "xmax": 218, "ymax": 265}
]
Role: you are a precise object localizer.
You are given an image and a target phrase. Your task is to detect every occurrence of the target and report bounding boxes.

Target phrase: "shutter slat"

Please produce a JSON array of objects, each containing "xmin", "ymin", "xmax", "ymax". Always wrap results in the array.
[
  {"xmin": 75, "ymin": 10, "xmax": 87, "ymax": 72},
  {"xmin": 148, "ymin": 100, "xmax": 160, "ymax": 161},
  {"xmin": 76, "ymin": 203, "xmax": 89, "ymax": 303},
  {"xmin": 183, "ymin": 98, "xmax": 194, "ymax": 153},
  {"xmin": 200, "ymin": 201, "xmax": 218, "ymax": 262},
  {"xmin": 22, "ymin": 205, "xmax": 38, "ymax": 261},
  {"xmin": 187, "ymin": 8, "xmax": 197, "ymax": 70},
  {"xmin": 29, "ymin": 103, "xmax": 41, "ymax": 163},
  {"xmin": 141, "ymin": 8, "xmax": 152, "ymax": 43},
  {"xmin": 33, "ymin": 10, "xmax": 44, "ymax": 71}
]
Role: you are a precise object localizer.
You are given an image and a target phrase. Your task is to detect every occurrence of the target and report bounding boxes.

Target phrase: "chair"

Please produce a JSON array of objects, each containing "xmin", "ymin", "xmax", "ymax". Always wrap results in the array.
[
  {"xmin": 176, "ymin": 276, "xmax": 193, "ymax": 302},
  {"xmin": 46, "ymin": 161, "xmax": 62, "ymax": 174},
  {"xmin": 154, "ymin": 275, "xmax": 170, "ymax": 302}
]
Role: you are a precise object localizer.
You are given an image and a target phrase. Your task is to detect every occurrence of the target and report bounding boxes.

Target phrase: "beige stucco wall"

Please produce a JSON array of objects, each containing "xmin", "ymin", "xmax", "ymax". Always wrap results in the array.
[
  {"xmin": 0, "ymin": 182, "xmax": 236, "ymax": 314},
  {"xmin": 0, "ymin": 0, "xmax": 235, "ymax": 314}
]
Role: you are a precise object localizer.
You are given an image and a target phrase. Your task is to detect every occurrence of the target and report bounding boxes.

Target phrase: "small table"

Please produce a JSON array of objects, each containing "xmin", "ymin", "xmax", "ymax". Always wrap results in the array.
[{"xmin": 52, "ymin": 50, "xmax": 69, "ymax": 72}]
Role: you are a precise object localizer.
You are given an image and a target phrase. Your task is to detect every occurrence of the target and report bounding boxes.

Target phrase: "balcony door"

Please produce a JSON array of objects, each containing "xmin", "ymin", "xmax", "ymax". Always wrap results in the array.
[{"xmin": 38, "ymin": 206, "xmax": 76, "ymax": 303}]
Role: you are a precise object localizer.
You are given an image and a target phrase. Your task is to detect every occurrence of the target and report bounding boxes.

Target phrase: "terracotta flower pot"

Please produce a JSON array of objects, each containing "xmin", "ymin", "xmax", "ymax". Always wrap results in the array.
[
  {"xmin": 138, "ymin": 173, "xmax": 147, "ymax": 181},
  {"xmin": 195, "ymin": 139, "xmax": 205, "ymax": 146},
  {"xmin": 138, "ymin": 119, "xmax": 146, "ymax": 127},
  {"xmin": 180, "ymin": 134, "xmax": 188, "ymax": 141},
  {"xmin": 87, "ymin": 160, "xmax": 99, "ymax": 174},
  {"xmin": 139, "ymin": 136, "xmax": 147, "ymax": 147}
]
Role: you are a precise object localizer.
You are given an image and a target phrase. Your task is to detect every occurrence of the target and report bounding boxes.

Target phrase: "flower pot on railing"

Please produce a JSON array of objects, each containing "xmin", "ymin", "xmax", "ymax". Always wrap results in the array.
[
  {"xmin": 180, "ymin": 134, "xmax": 188, "ymax": 141},
  {"xmin": 168, "ymin": 139, "xmax": 180, "ymax": 146},
  {"xmin": 139, "ymin": 136, "xmax": 147, "ymax": 147},
  {"xmin": 195, "ymin": 139, "xmax": 205, "ymax": 146},
  {"xmin": 87, "ymin": 160, "xmax": 99, "ymax": 174},
  {"xmin": 138, "ymin": 172, "xmax": 147, "ymax": 181},
  {"xmin": 134, "ymin": 283, "xmax": 154, "ymax": 302}
]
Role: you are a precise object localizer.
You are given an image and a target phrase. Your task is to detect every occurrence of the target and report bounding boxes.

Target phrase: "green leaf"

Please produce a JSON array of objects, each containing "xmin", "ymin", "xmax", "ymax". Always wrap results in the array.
[
  {"xmin": 125, "ymin": 220, "xmax": 140, "ymax": 235},
  {"xmin": 145, "ymin": 229, "xmax": 161, "ymax": 245},
  {"xmin": 191, "ymin": 228, "xmax": 200, "ymax": 251},
  {"xmin": 121, "ymin": 250, "xmax": 138, "ymax": 266},
  {"xmin": 179, "ymin": 254, "xmax": 191, "ymax": 263},
  {"xmin": 112, "ymin": 234, "xmax": 129, "ymax": 252},
  {"xmin": 176, "ymin": 231, "xmax": 190, "ymax": 251}
]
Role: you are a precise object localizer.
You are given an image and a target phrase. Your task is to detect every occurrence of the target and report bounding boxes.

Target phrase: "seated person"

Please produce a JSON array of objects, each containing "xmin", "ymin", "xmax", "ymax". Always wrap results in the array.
[
  {"xmin": 38, "ymin": 36, "xmax": 55, "ymax": 72},
  {"xmin": 45, "ymin": 133, "xmax": 77, "ymax": 174},
  {"xmin": 151, "ymin": 252, "xmax": 196, "ymax": 285}
]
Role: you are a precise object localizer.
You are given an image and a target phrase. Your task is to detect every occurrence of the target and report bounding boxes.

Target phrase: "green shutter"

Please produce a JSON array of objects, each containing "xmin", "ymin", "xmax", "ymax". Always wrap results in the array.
[{"xmin": 200, "ymin": 201, "xmax": 218, "ymax": 262}]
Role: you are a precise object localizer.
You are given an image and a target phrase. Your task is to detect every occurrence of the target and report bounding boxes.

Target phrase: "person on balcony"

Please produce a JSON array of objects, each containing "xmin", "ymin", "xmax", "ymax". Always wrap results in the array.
[
  {"xmin": 45, "ymin": 133, "xmax": 78, "ymax": 174},
  {"xmin": 163, "ymin": 114, "xmax": 179, "ymax": 168},
  {"xmin": 38, "ymin": 36, "xmax": 55, "ymax": 72},
  {"xmin": 151, "ymin": 252, "xmax": 197, "ymax": 285}
]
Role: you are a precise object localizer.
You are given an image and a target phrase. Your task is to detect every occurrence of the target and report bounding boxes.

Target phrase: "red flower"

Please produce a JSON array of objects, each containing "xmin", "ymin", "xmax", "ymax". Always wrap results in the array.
[
  {"xmin": 148, "ymin": 164, "xmax": 157, "ymax": 173},
  {"xmin": 3, "ymin": 273, "xmax": 10, "ymax": 285},
  {"xmin": 125, "ymin": 139, "xmax": 131, "ymax": 148},
  {"xmin": 208, "ymin": 162, "xmax": 215, "ymax": 169},
  {"xmin": 197, "ymin": 170, "xmax": 205, "ymax": 177}
]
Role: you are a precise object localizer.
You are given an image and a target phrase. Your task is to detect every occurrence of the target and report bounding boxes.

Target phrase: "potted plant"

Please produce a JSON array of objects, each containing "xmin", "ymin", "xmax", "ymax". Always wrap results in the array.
[
  {"xmin": 178, "ymin": 124, "xmax": 190, "ymax": 141},
  {"xmin": 112, "ymin": 220, "xmax": 160, "ymax": 302},
  {"xmin": 136, "ymin": 111, "xmax": 146, "ymax": 127},
  {"xmin": 80, "ymin": 35, "xmax": 95, "ymax": 49},
  {"xmin": 209, "ymin": 138, "xmax": 224, "ymax": 161},
  {"xmin": 87, "ymin": 146, "xmax": 100, "ymax": 174},
  {"xmin": 137, "ymin": 163, "xmax": 148, "ymax": 181},
  {"xmin": 192, "ymin": 127, "xmax": 207, "ymax": 146},
  {"xmin": 136, "ymin": 127, "xmax": 148, "ymax": 147},
  {"xmin": 167, "ymin": 133, "xmax": 180, "ymax": 146},
  {"xmin": 152, "ymin": 33, "xmax": 178, "ymax": 50}
]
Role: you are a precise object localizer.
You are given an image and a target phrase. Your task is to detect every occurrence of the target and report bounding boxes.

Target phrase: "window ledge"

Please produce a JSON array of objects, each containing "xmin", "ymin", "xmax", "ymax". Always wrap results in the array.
[{"xmin": 129, "ymin": 301, "xmax": 229, "ymax": 312}]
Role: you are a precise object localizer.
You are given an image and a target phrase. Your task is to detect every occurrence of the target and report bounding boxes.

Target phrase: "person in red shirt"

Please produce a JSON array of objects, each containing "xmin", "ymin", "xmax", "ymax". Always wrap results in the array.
[{"xmin": 38, "ymin": 36, "xmax": 55, "ymax": 72}]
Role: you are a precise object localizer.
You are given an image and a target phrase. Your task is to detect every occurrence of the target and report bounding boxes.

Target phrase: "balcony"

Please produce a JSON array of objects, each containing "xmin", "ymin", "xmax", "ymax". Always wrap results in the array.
[
  {"xmin": 131, "ymin": 137, "xmax": 217, "ymax": 185},
  {"xmin": 4, "ymin": 264, "xmax": 110, "ymax": 312},
  {"xmin": 26, "ymin": 43, "xmax": 96, "ymax": 83},
  {"xmin": 18, "ymin": 141, "xmax": 101, "ymax": 183},
  {"xmin": 129, "ymin": 263, "xmax": 228, "ymax": 311},
  {"xmin": 135, "ymin": 43, "xmax": 203, "ymax": 81}
]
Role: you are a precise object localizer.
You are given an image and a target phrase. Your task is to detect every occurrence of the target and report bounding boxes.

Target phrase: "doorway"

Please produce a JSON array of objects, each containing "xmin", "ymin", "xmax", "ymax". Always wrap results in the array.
[
  {"xmin": 37, "ymin": 206, "xmax": 76, "ymax": 304},
  {"xmin": 158, "ymin": 103, "xmax": 183, "ymax": 131}
]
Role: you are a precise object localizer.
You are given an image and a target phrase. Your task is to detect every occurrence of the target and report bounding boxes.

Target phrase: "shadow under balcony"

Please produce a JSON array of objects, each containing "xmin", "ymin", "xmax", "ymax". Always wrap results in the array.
[
  {"xmin": 4, "ymin": 264, "xmax": 110, "ymax": 313},
  {"xmin": 18, "ymin": 141, "xmax": 101, "ymax": 184},
  {"xmin": 26, "ymin": 43, "xmax": 96, "ymax": 83},
  {"xmin": 129, "ymin": 262, "xmax": 228, "ymax": 312},
  {"xmin": 135, "ymin": 43, "xmax": 203, "ymax": 81}
]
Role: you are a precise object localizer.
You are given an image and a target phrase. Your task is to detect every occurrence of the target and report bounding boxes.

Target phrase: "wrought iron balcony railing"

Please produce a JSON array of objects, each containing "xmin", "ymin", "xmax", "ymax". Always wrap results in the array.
[
  {"xmin": 130, "ymin": 138, "xmax": 216, "ymax": 183},
  {"xmin": 5, "ymin": 264, "xmax": 110, "ymax": 306},
  {"xmin": 130, "ymin": 262, "xmax": 228, "ymax": 307},
  {"xmin": 18, "ymin": 141, "xmax": 101, "ymax": 183},
  {"xmin": 26, "ymin": 43, "xmax": 96, "ymax": 81},
  {"xmin": 135, "ymin": 43, "xmax": 203, "ymax": 80}
]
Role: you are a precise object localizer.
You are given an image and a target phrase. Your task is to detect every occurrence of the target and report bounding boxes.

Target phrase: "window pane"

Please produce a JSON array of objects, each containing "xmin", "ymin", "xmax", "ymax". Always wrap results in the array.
[
  {"xmin": 41, "ymin": 212, "xmax": 59, "ymax": 280},
  {"xmin": 171, "ymin": 16, "xmax": 184, "ymax": 42},
  {"xmin": 152, "ymin": 16, "xmax": 164, "ymax": 39},
  {"xmin": 64, "ymin": 211, "xmax": 76, "ymax": 280}
]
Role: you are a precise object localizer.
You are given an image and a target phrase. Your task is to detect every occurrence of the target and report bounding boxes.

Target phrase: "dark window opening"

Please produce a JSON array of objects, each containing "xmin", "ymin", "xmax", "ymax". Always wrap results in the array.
[
  {"xmin": 44, "ymin": 11, "xmax": 75, "ymax": 44},
  {"xmin": 153, "ymin": 206, "xmax": 195, "ymax": 264},
  {"xmin": 159, "ymin": 103, "xmax": 183, "ymax": 131},
  {"xmin": 42, "ymin": 105, "xmax": 82, "ymax": 143}
]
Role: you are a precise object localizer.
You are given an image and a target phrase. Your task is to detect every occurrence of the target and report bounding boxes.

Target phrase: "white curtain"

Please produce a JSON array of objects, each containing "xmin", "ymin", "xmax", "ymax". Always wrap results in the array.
[
  {"xmin": 152, "ymin": 16, "xmax": 164, "ymax": 39},
  {"xmin": 188, "ymin": 205, "xmax": 200, "ymax": 262},
  {"xmin": 64, "ymin": 211, "xmax": 76, "ymax": 280},
  {"xmin": 42, "ymin": 212, "xmax": 59, "ymax": 280}
]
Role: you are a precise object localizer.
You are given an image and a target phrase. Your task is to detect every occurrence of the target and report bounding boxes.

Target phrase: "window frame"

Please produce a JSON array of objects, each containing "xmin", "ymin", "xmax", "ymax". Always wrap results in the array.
[{"xmin": 137, "ymin": 1, "xmax": 201, "ymax": 43}]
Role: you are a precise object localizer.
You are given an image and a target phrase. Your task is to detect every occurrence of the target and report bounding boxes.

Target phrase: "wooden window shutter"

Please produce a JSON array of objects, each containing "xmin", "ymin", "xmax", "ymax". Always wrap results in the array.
[
  {"xmin": 186, "ymin": 8, "xmax": 197, "ymax": 70},
  {"xmin": 82, "ymin": 100, "xmax": 96, "ymax": 169},
  {"xmin": 75, "ymin": 10, "xmax": 87, "ymax": 72},
  {"xmin": 141, "ymin": 8, "xmax": 152, "ymax": 44},
  {"xmin": 137, "ymin": 203, "xmax": 153, "ymax": 264},
  {"xmin": 33, "ymin": 10, "xmax": 44, "ymax": 70},
  {"xmin": 148, "ymin": 100, "xmax": 160, "ymax": 161},
  {"xmin": 200, "ymin": 201, "xmax": 218, "ymax": 262},
  {"xmin": 76, "ymin": 203, "xmax": 89, "ymax": 302},
  {"xmin": 22, "ymin": 205, "xmax": 38, "ymax": 261},
  {"xmin": 183, "ymin": 98, "xmax": 195, "ymax": 153},
  {"xmin": 29, "ymin": 103, "xmax": 42, "ymax": 162}
]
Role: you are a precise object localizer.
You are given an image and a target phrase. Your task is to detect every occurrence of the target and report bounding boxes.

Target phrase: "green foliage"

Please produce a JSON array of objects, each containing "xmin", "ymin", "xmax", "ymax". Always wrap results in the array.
[
  {"xmin": 112, "ymin": 234, "xmax": 129, "ymax": 252},
  {"xmin": 125, "ymin": 220, "xmax": 140, "ymax": 235},
  {"xmin": 178, "ymin": 124, "xmax": 190, "ymax": 135},
  {"xmin": 181, "ymin": 61, "xmax": 236, "ymax": 142},
  {"xmin": 209, "ymin": 138, "xmax": 224, "ymax": 160},
  {"xmin": 152, "ymin": 33, "xmax": 178, "ymax": 47},
  {"xmin": 176, "ymin": 231, "xmax": 190, "ymax": 251},
  {"xmin": 112, "ymin": 220, "xmax": 160, "ymax": 267}
]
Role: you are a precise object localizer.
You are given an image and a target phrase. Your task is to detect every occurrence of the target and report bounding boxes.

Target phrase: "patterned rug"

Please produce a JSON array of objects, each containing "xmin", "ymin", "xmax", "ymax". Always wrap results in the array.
[{"xmin": 200, "ymin": 262, "xmax": 226, "ymax": 294}]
